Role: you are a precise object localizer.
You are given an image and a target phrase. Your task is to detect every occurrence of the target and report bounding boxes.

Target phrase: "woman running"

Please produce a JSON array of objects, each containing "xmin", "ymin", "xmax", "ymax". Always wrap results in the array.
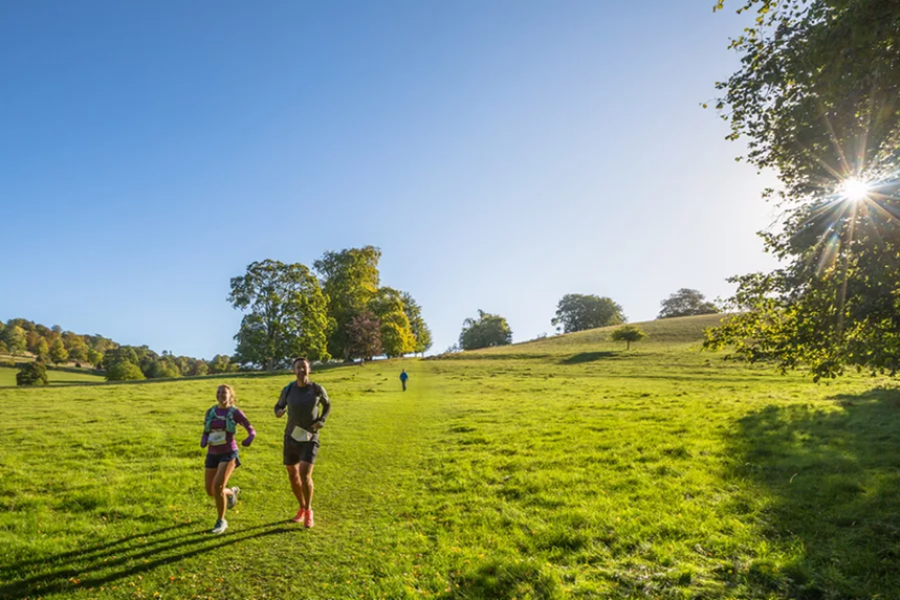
[{"xmin": 201, "ymin": 384, "xmax": 255, "ymax": 534}]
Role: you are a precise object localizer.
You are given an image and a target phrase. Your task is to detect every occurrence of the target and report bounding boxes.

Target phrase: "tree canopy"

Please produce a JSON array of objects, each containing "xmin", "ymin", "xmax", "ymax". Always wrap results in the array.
[
  {"xmin": 658, "ymin": 289, "xmax": 719, "ymax": 319},
  {"xmin": 610, "ymin": 325, "xmax": 646, "ymax": 351},
  {"xmin": 459, "ymin": 310, "xmax": 513, "ymax": 350},
  {"xmin": 551, "ymin": 294, "xmax": 625, "ymax": 334},
  {"xmin": 229, "ymin": 259, "xmax": 331, "ymax": 370},
  {"xmin": 705, "ymin": 0, "xmax": 900, "ymax": 380},
  {"xmin": 315, "ymin": 246, "xmax": 381, "ymax": 361}
]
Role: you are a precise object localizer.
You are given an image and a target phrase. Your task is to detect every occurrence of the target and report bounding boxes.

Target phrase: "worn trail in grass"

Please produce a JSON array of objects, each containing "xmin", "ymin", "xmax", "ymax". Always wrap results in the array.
[{"xmin": 2, "ymin": 315, "xmax": 900, "ymax": 599}]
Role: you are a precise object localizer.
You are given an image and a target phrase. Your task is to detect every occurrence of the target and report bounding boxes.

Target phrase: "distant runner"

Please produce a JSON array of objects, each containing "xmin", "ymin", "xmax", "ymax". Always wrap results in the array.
[
  {"xmin": 400, "ymin": 369, "xmax": 409, "ymax": 391},
  {"xmin": 201, "ymin": 384, "xmax": 255, "ymax": 534},
  {"xmin": 275, "ymin": 357, "xmax": 331, "ymax": 528}
]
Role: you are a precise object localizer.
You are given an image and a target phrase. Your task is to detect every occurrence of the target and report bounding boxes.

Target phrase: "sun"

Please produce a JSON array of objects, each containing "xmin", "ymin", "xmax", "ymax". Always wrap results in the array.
[{"xmin": 839, "ymin": 177, "xmax": 870, "ymax": 202}]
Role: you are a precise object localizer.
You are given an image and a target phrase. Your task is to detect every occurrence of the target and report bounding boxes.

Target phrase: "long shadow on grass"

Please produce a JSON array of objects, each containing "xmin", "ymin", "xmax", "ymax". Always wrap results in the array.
[
  {"xmin": 728, "ymin": 386, "xmax": 900, "ymax": 598},
  {"xmin": 0, "ymin": 520, "xmax": 295, "ymax": 599},
  {"xmin": 561, "ymin": 351, "xmax": 620, "ymax": 364}
]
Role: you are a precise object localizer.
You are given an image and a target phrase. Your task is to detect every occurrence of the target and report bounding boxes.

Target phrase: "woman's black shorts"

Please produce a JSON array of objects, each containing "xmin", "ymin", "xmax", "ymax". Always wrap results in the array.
[
  {"xmin": 205, "ymin": 450, "xmax": 241, "ymax": 469},
  {"xmin": 283, "ymin": 439, "xmax": 319, "ymax": 465}
]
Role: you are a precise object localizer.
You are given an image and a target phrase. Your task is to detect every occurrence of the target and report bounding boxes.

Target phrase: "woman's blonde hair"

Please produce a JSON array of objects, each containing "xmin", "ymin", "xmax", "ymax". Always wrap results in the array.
[{"xmin": 217, "ymin": 384, "xmax": 236, "ymax": 408}]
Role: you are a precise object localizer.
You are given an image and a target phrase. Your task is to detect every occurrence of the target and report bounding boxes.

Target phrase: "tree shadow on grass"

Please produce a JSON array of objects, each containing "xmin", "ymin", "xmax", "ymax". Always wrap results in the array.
[
  {"xmin": 728, "ymin": 386, "xmax": 900, "ymax": 598},
  {"xmin": 0, "ymin": 520, "xmax": 295, "ymax": 599},
  {"xmin": 560, "ymin": 351, "xmax": 620, "ymax": 364}
]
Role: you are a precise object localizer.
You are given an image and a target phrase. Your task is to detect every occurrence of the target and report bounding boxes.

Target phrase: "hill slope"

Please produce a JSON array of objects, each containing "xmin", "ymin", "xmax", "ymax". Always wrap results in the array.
[{"xmin": 1, "ymin": 319, "xmax": 897, "ymax": 599}]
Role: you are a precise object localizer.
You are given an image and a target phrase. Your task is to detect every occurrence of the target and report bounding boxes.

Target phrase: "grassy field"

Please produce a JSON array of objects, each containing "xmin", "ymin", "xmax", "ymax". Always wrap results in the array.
[
  {"xmin": 0, "ymin": 366, "xmax": 106, "ymax": 387},
  {"xmin": 1, "ymin": 315, "xmax": 898, "ymax": 599}
]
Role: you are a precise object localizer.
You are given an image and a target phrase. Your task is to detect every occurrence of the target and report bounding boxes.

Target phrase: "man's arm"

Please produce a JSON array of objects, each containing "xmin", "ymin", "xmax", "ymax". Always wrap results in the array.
[
  {"xmin": 311, "ymin": 385, "xmax": 331, "ymax": 431},
  {"xmin": 274, "ymin": 386, "xmax": 288, "ymax": 418}
]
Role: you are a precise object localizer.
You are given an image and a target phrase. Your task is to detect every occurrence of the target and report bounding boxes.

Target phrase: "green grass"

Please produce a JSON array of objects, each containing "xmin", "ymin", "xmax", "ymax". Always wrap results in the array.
[
  {"xmin": 0, "ymin": 366, "xmax": 106, "ymax": 387},
  {"xmin": 1, "ymin": 315, "xmax": 898, "ymax": 599}
]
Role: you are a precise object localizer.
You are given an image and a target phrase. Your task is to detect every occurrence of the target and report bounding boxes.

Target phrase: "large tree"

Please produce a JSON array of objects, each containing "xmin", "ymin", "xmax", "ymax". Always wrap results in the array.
[
  {"xmin": 3, "ymin": 325, "xmax": 26, "ymax": 356},
  {"xmin": 402, "ymin": 292, "xmax": 433, "ymax": 356},
  {"xmin": 314, "ymin": 246, "xmax": 382, "ymax": 361},
  {"xmin": 706, "ymin": 0, "xmax": 900, "ymax": 380},
  {"xmin": 346, "ymin": 311, "xmax": 383, "ymax": 362},
  {"xmin": 459, "ymin": 310, "xmax": 513, "ymax": 350},
  {"xmin": 370, "ymin": 287, "xmax": 416, "ymax": 358},
  {"xmin": 551, "ymin": 294, "xmax": 625, "ymax": 334},
  {"xmin": 658, "ymin": 289, "xmax": 720, "ymax": 319},
  {"xmin": 229, "ymin": 259, "xmax": 331, "ymax": 370}
]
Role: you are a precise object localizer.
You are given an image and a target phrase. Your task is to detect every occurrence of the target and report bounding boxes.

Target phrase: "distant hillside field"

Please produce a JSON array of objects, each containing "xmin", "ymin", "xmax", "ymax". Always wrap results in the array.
[
  {"xmin": 1, "ymin": 315, "xmax": 897, "ymax": 599},
  {"xmin": 0, "ymin": 365, "xmax": 106, "ymax": 387}
]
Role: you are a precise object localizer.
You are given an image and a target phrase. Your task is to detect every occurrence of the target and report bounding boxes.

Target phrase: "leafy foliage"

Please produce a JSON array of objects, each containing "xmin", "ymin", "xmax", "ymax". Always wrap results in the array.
[
  {"xmin": 315, "ymin": 246, "xmax": 382, "ymax": 361},
  {"xmin": 105, "ymin": 361, "xmax": 146, "ymax": 381},
  {"xmin": 346, "ymin": 311, "xmax": 383, "ymax": 361},
  {"xmin": 707, "ymin": 0, "xmax": 900, "ymax": 379},
  {"xmin": 3, "ymin": 325, "xmax": 26, "ymax": 356},
  {"xmin": 229, "ymin": 259, "xmax": 331, "ymax": 370},
  {"xmin": 658, "ymin": 289, "xmax": 719, "ymax": 319},
  {"xmin": 15, "ymin": 361, "xmax": 48, "ymax": 386},
  {"xmin": 402, "ymin": 292, "xmax": 433, "ymax": 355},
  {"xmin": 460, "ymin": 310, "xmax": 513, "ymax": 350},
  {"xmin": 371, "ymin": 287, "xmax": 416, "ymax": 358},
  {"xmin": 610, "ymin": 325, "xmax": 646, "ymax": 350},
  {"xmin": 551, "ymin": 294, "xmax": 625, "ymax": 333},
  {"xmin": 48, "ymin": 338, "xmax": 68, "ymax": 365}
]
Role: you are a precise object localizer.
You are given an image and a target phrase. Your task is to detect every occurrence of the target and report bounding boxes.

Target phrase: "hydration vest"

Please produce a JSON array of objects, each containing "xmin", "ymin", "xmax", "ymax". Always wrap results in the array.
[{"xmin": 204, "ymin": 405, "xmax": 237, "ymax": 434}]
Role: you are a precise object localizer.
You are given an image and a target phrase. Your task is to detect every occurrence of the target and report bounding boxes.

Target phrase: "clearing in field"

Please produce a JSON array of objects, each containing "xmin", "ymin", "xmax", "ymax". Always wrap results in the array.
[{"xmin": 1, "ymin": 315, "xmax": 898, "ymax": 599}]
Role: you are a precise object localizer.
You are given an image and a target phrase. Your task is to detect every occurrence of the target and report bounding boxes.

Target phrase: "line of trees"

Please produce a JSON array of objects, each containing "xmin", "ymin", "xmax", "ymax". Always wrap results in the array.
[
  {"xmin": 1, "ymin": 317, "xmax": 233, "ymax": 382},
  {"xmin": 454, "ymin": 288, "xmax": 719, "ymax": 352},
  {"xmin": 229, "ymin": 246, "xmax": 433, "ymax": 369}
]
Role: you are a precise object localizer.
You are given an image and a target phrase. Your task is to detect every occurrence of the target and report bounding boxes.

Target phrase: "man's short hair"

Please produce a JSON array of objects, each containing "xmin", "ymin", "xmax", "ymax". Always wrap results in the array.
[{"xmin": 292, "ymin": 357, "xmax": 309, "ymax": 368}]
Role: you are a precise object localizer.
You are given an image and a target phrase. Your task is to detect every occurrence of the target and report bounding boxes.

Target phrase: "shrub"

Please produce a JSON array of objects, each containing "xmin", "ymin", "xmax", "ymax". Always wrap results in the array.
[{"xmin": 16, "ymin": 361, "xmax": 49, "ymax": 386}]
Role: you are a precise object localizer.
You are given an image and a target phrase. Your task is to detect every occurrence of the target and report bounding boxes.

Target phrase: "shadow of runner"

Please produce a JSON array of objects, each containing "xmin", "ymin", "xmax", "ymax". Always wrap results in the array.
[
  {"xmin": 728, "ymin": 386, "xmax": 900, "ymax": 598},
  {"xmin": 0, "ymin": 521, "xmax": 292, "ymax": 599},
  {"xmin": 0, "ymin": 522, "xmax": 196, "ymax": 574}
]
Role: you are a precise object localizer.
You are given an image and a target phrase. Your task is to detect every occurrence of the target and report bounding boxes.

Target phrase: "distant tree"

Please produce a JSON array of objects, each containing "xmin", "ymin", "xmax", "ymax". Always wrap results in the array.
[
  {"xmin": 49, "ymin": 338, "xmax": 69, "ymax": 365},
  {"xmin": 16, "ymin": 361, "xmax": 48, "ymax": 386},
  {"xmin": 188, "ymin": 359, "xmax": 209, "ymax": 377},
  {"xmin": 3, "ymin": 325, "xmax": 27, "ymax": 356},
  {"xmin": 610, "ymin": 325, "xmax": 647, "ymax": 351},
  {"xmin": 0, "ymin": 340, "xmax": 8, "ymax": 354},
  {"xmin": 551, "ymin": 294, "xmax": 625, "ymax": 334},
  {"xmin": 459, "ymin": 310, "xmax": 513, "ymax": 350},
  {"xmin": 35, "ymin": 338, "xmax": 50, "ymax": 361},
  {"xmin": 371, "ymin": 287, "xmax": 416, "ymax": 358},
  {"xmin": 102, "ymin": 346, "xmax": 139, "ymax": 371},
  {"xmin": 402, "ymin": 292, "xmax": 433, "ymax": 356},
  {"xmin": 63, "ymin": 332, "xmax": 89, "ymax": 362},
  {"xmin": 315, "ymin": 246, "xmax": 382, "ymax": 361},
  {"xmin": 25, "ymin": 331, "xmax": 43, "ymax": 355},
  {"xmin": 106, "ymin": 361, "xmax": 146, "ymax": 381},
  {"xmin": 86, "ymin": 348, "xmax": 103, "ymax": 368},
  {"xmin": 658, "ymin": 289, "xmax": 720, "ymax": 319},
  {"xmin": 229, "ymin": 259, "xmax": 331, "ymax": 370},
  {"xmin": 346, "ymin": 311, "xmax": 382, "ymax": 362},
  {"xmin": 208, "ymin": 355, "xmax": 233, "ymax": 374}
]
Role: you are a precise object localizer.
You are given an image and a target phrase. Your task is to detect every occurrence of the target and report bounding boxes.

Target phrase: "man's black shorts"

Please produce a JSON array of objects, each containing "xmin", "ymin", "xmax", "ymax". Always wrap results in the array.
[{"xmin": 284, "ymin": 438, "xmax": 319, "ymax": 465}]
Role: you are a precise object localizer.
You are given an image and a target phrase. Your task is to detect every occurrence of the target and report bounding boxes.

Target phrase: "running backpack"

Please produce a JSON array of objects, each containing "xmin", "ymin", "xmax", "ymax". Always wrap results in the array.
[{"xmin": 204, "ymin": 405, "xmax": 237, "ymax": 433}]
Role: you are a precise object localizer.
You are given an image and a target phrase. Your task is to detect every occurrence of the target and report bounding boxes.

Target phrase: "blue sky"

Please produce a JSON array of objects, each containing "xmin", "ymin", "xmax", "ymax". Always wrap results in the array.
[{"xmin": 1, "ymin": 0, "xmax": 779, "ymax": 358}]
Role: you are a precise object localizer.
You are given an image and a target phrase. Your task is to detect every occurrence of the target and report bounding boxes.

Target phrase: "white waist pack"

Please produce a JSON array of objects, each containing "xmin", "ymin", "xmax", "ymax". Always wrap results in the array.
[{"xmin": 290, "ymin": 426, "xmax": 313, "ymax": 443}]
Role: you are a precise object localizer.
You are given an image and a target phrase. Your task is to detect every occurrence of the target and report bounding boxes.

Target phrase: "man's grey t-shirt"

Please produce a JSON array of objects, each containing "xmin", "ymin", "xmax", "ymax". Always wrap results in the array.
[{"xmin": 274, "ymin": 381, "xmax": 331, "ymax": 443}]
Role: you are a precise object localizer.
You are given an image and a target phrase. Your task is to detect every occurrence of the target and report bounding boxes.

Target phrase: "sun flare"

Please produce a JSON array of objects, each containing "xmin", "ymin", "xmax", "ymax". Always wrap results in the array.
[{"xmin": 839, "ymin": 177, "xmax": 870, "ymax": 202}]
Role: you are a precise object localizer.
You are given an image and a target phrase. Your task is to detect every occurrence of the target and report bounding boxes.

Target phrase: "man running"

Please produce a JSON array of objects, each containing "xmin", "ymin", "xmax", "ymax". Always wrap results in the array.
[{"xmin": 274, "ymin": 357, "xmax": 331, "ymax": 528}]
